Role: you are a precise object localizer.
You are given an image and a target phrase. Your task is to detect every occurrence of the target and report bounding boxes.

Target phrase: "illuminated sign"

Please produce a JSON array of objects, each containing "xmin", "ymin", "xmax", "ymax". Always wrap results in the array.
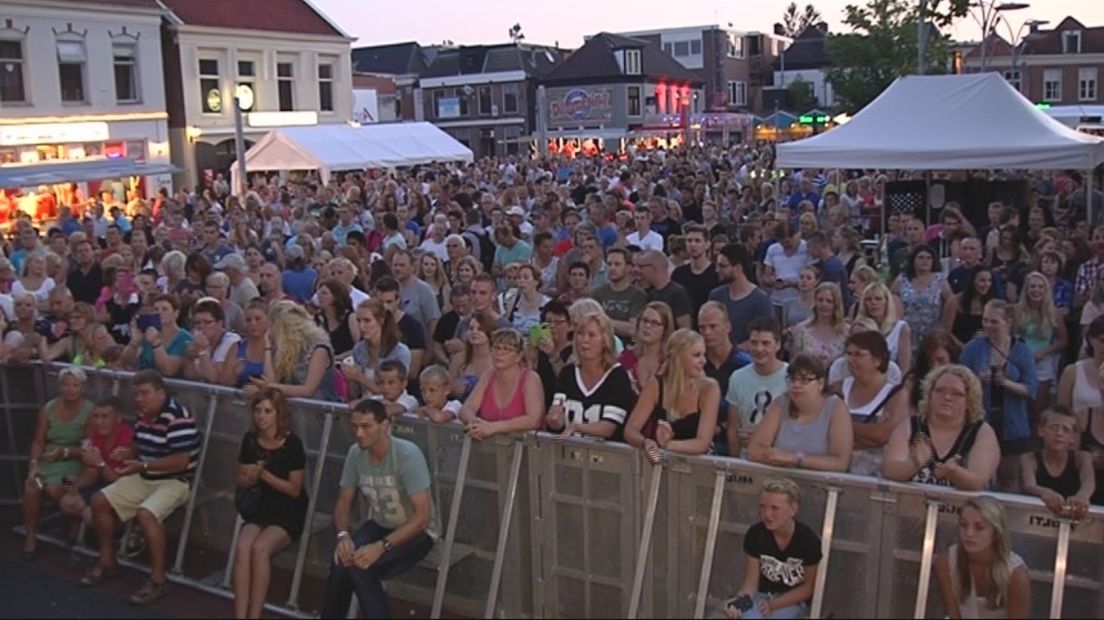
[
  {"xmin": 206, "ymin": 88, "xmax": 223, "ymax": 113},
  {"xmin": 547, "ymin": 87, "xmax": 614, "ymax": 127},
  {"xmin": 0, "ymin": 121, "xmax": 110, "ymax": 146}
]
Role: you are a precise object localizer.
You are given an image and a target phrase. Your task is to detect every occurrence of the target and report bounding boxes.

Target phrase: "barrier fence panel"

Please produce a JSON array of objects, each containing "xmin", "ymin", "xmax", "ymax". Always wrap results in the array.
[
  {"xmin": 11, "ymin": 362, "xmax": 1104, "ymax": 620},
  {"xmin": 531, "ymin": 436, "xmax": 642, "ymax": 619}
]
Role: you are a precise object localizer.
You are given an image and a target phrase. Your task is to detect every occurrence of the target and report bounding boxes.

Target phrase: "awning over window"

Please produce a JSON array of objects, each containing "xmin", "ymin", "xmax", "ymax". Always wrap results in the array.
[{"xmin": 0, "ymin": 158, "xmax": 180, "ymax": 188}]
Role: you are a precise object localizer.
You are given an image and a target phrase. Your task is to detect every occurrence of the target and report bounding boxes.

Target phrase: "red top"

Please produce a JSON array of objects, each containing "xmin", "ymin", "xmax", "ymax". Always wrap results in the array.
[
  {"xmin": 480, "ymin": 369, "xmax": 530, "ymax": 422},
  {"xmin": 89, "ymin": 423, "xmax": 136, "ymax": 470}
]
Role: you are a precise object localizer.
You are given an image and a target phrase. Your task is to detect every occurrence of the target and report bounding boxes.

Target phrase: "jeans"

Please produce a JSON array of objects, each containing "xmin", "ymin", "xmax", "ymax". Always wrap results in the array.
[
  {"xmin": 743, "ymin": 593, "xmax": 809, "ymax": 619},
  {"xmin": 320, "ymin": 520, "xmax": 433, "ymax": 619}
]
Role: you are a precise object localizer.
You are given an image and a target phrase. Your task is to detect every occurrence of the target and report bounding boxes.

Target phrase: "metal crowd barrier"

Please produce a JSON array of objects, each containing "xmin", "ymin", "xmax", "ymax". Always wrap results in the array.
[{"xmin": 6, "ymin": 361, "xmax": 1104, "ymax": 619}]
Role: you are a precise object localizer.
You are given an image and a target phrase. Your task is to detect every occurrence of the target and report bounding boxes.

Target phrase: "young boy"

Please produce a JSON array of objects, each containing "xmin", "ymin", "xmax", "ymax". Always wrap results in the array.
[
  {"xmin": 418, "ymin": 365, "xmax": 462, "ymax": 424},
  {"xmin": 369, "ymin": 360, "xmax": 420, "ymax": 419},
  {"xmin": 1021, "ymin": 406, "xmax": 1094, "ymax": 520}
]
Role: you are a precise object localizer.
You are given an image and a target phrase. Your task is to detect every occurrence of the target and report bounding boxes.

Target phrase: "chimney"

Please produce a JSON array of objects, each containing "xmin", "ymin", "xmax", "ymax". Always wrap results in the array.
[{"xmin": 773, "ymin": 23, "xmax": 785, "ymax": 36}]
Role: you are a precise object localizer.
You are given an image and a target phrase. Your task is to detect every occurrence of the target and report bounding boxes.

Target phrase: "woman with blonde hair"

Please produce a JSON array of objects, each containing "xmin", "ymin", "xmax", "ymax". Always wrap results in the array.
[
  {"xmin": 789, "ymin": 282, "xmax": 847, "ymax": 366},
  {"xmin": 453, "ymin": 255, "xmax": 482, "ymax": 289},
  {"xmin": 625, "ymin": 328, "xmax": 720, "ymax": 462},
  {"xmin": 39, "ymin": 302, "xmax": 113, "ymax": 367},
  {"xmin": 882, "ymin": 364, "xmax": 1000, "ymax": 490},
  {"xmin": 856, "ymin": 282, "xmax": 912, "ymax": 374},
  {"xmin": 1014, "ymin": 271, "xmax": 1067, "ymax": 419},
  {"xmin": 833, "ymin": 225, "xmax": 867, "ymax": 277},
  {"xmin": 934, "ymin": 497, "xmax": 1030, "ymax": 619},
  {"xmin": 846, "ymin": 264, "xmax": 888, "ymax": 319},
  {"xmin": 248, "ymin": 300, "xmax": 335, "ymax": 401},
  {"xmin": 618, "ymin": 301, "xmax": 675, "ymax": 393},
  {"xmin": 12, "ymin": 252, "xmax": 55, "ymax": 311},
  {"xmin": 546, "ymin": 311, "xmax": 634, "ymax": 440},
  {"xmin": 418, "ymin": 251, "xmax": 451, "ymax": 311}
]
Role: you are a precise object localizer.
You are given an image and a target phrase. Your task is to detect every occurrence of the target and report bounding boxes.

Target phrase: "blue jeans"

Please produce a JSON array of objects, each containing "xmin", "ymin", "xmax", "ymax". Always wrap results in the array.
[
  {"xmin": 743, "ymin": 593, "xmax": 809, "ymax": 619},
  {"xmin": 320, "ymin": 520, "xmax": 433, "ymax": 619}
]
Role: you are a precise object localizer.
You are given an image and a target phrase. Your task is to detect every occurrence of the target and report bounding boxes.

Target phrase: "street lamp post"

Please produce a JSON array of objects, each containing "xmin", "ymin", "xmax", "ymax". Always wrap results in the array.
[
  {"xmin": 1007, "ymin": 18, "xmax": 1048, "ymax": 94},
  {"xmin": 972, "ymin": 1, "xmax": 1029, "ymax": 71},
  {"xmin": 233, "ymin": 84, "xmax": 253, "ymax": 195}
]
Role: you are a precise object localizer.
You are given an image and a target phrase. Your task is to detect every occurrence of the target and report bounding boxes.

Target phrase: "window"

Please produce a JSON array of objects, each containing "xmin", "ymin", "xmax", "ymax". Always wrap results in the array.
[
  {"xmin": 318, "ymin": 62, "xmax": 334, "ymax": 112},
  {"xmin": 690, "ymin": 40, "xmax": 701, "ymax": 55},
  {"xmin": 277, "ymin": 62, "xmax": 294, "ymax": 111},
  {"xmin": 199, "ymin": 58, "xmax": 220, "ymax": 113},
  {"xmin": 237, "ymin": 60, "xmax": 255, "ymax": 111},
  {"xmin": 1080, "ymin": 68, "xmax": 1098, "ymax": 101},
  {"xmin": 478, "ymin": 85, "xmax": 492, "ymax": 116},
  {"xmin": 1003, "ymin": 69, "xmax": 1021, "ymax": 92},
  {"xmin": 113, "ymin": 43, "xmax": 138, "ymax": 103},
  {"xmin": 1063, "ymin": 31, "xmax": 1082, "ymax": 54},
  {"xmin": 57, "ymin": 40, "xmax": 86, "ymax": 103},
  {"xmin": 624, "ymin": 49, "xmax": 641, "ymax": 75},
  {"xmin": 728, "ymin": 35, "xmax": 745, "ymax": 58},
  {"xmin": 0, "ymin": 40, "xmax": 26, "ymax": 103},
  {"xmin": 502, "ymin": 83, "xmax": 518, "ymax": 114},
  {"xmin": 728, "ymin": 80, "xmax": 747, "ymax": 106},
  {"xmin": 673, "ymin": 41, "xmax": 689, "ymax": 57},
  {"xmin": 628, "ymin": 85, "xmax": 641, "ymax": 116},
  {"xmin": 663, "ymin": 42, "xmax": 673, "ymax": 56},
  {"xmin": 1043, "ymin": 69, "xmax": 1062, "ymax": 102}
]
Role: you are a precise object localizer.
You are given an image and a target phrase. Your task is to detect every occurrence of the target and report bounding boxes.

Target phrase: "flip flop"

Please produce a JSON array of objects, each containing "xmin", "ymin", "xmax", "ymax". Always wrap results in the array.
[
  {"xmin": 129, "ymin": 579, "xmax": 166, "ymax": 605},
  {"xmin": 79, "ymin": 563, "xmax": 120, "ymax": 587}
]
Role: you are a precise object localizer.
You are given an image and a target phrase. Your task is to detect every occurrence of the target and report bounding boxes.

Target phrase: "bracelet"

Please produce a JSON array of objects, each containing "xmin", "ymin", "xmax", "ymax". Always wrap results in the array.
[
  {"xmin": 336, "ymin": 530, "xmax": 350, "ymax": 540},
  {"xmin": 381, "ymin": 537, "xmax": 394, "ymax": 552}
]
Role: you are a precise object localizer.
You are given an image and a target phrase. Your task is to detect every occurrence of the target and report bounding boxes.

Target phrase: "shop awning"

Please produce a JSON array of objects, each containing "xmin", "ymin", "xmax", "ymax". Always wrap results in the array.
[{"xmin": 0, "ymin": 158, "xmax": 179, "ymax": 188}]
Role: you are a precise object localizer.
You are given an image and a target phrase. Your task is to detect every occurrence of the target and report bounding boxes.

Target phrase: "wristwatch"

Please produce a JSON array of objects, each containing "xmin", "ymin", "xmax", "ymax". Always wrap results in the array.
[
  {"xmin": 381, "ymin": 537, "xmax": 394, "ymax": 552},
  {"xmin": 336, "ymin": 530, "xmax": 350, "ymax": 541}
]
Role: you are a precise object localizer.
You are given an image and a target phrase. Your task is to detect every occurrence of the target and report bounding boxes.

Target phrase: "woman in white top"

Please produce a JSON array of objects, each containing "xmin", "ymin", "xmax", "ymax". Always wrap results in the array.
[
  {"xmin": 11, "ymin": 253, "xmax": 55, "ymax": 311},
  {"xmin": 841, "ymin": 331, "xmax": 907, "ymax": 476},
  {"xmin": 856, "ymin": 282, "xmax": 912, "ymax": 375},
  {"xmin": 934, "ymin": 497, "xmax": 1030, "ymax": 619},
  {"xmin": 506, "ymin": 264, "xmax": 549, "ymax": 333},
  {"xmin": 1057, "ymin": 314, "xmax": 1104, "ymax": 413}
]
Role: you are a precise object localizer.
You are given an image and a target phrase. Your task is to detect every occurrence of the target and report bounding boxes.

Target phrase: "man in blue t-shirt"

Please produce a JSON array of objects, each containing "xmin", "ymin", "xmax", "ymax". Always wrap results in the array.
[{"xmin": 322, "ymin": 400, "xmax": 434, "ymax": 619}]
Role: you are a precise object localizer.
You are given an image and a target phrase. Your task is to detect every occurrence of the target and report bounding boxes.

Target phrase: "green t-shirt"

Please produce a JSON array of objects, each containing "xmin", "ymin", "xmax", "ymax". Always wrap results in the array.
[
  {"xmin": 139, "ymin": 329, "xmax": 194, "ymax": 377},
  {"xmin": 340, "ymin": 437, "xmax": 432, "ymax": 530}
]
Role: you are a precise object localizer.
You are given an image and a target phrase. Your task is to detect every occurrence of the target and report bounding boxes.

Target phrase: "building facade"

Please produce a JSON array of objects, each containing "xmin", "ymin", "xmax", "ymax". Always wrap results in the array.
[
  {"xmin": 417, "ymin": 43, "xmax": 565, "ymax": 158},
  {"xmin": 158, "ymin": 0, "xmax": 354, "ymax": 191},
  {"xmin": 0, "ymin": 0, "xmax": 172, "ymax": 198},
  {"xmin": 539, "ymin": 33, "xmax": 705, "ymax": 147},
  {"xmin": 770, "ymin": 24, "xmax": 834, "ymax": 110},
  {"xmin": 615, "ymin": 25, "xmax": 787, "ymax": 113},
  {"xmin": 351, "ymin": 42, "xmax": 429, "ymax": 122},
  {"xmin": 964, "ymin": 17, "xmax": 1103, "ymax": 107}
]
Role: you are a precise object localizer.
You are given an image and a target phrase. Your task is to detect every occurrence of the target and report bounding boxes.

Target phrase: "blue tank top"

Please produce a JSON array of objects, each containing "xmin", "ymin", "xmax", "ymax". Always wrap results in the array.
[{"xmin": 236, "ymin": 340, "xmax": 265, "ymax": 387}]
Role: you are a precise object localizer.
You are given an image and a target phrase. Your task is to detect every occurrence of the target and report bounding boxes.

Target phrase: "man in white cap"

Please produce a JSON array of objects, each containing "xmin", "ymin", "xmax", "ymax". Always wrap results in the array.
[
  {"xmin": 214, "ymin": 253, "xmax": 260, "ymax": 308},
  {"xmin": 506, "ymin": 206, "xmax": 533, "ymax": 239}
]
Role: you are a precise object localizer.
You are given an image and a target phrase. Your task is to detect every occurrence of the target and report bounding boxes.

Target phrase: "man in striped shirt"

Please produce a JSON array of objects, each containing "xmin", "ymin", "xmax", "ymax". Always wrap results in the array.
[{"xmin": 83, "ymin": 370, "xmax": 200, "ymax": 605}]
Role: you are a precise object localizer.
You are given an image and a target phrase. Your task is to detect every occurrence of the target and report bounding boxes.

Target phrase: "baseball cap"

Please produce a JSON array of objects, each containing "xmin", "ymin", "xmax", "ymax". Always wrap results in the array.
[
  {"xmin": 506, "ymin": 206, "xmax": 526, "ymax": 217},
  {"xmin": 214, "ymin": 253, "xmax": 246, "ymax": 271}
]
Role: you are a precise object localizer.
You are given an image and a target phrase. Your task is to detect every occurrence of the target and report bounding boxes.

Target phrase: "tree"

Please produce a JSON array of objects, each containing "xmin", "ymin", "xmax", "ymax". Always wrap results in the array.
[
  {"xmin": 787, "ymin": 77, "xmax": 818, "ymax": 110},
  {"xmin": 508, "ymin": 23, "xmax": 525, "ymax": 43},
  {"xmin": 782, "ymin": 2, "xmax": 823, "ymax": 38},
  {"xmin": 825, "ymin": 0, "xmax": 970, "ymax": 113}
]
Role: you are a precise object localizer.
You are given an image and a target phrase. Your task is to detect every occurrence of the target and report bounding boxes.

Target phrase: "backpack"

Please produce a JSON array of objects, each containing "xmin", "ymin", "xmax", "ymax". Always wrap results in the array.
[{"xmin": 466, "ymin": 229, "xmax": 496, "ymax": 274}]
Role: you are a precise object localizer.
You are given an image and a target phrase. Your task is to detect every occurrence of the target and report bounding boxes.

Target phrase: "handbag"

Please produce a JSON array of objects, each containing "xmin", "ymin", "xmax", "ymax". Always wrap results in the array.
[{"xmin": 235, "ymin": 484, "xmax": 262, "ymax": 518}]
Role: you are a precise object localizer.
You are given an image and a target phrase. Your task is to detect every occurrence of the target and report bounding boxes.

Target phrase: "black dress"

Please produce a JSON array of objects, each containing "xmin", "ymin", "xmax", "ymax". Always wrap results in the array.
[
  {"xmin": 319, "ymin": 311, "xmax": 355, "ymax": 356},
  {"xmin": 238, "ymin": 432, "xmax": 309, "ymax": 540}
]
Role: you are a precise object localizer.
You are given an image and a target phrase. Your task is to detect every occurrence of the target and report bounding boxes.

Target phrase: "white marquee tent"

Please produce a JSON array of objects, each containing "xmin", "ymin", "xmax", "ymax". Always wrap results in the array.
[
  {"xmin": 230, "ymin": 122, "xmax": 473, "ymax": 187},
  {"xmin": 776, "ymin": 73, "xmax": 1104, "ymax": 171}
]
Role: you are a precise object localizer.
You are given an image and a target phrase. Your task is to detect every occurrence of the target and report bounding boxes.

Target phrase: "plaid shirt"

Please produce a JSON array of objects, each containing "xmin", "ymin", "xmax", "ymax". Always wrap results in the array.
[{"xmin": 1076, "ymin": 258, "xmax": 1104, "ymax": 301}]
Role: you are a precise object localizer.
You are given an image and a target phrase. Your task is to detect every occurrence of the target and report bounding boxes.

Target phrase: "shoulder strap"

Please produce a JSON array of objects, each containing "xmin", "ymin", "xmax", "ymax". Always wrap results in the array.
[{"xmin": 863, "ymin": 383, "xmax": 905, "ymax": 424}]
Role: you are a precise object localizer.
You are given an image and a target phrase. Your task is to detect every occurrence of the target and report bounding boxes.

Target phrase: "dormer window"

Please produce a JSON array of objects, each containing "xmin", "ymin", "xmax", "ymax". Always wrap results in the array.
[
  {"xmin": 624, "ymin": 49, "xmax": 641, "ymax": 74},
  {"xmin": 1063, "ymin": 30, "xmax": 1082, "ymax": 54}
]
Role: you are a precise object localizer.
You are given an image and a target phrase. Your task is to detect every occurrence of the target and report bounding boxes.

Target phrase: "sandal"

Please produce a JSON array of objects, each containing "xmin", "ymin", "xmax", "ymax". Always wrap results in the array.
[
  {"xmin": 79, "ymin": 563, "xmax": 120, "ymax": 587},
  {"xmin": 129, "ymin": 579, "xmax": 166, "ymax": 605}
]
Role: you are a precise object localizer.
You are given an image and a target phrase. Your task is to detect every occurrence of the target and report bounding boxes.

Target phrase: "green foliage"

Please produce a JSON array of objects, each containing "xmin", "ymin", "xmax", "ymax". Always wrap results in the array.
[
  {"xmin": 825, "ymin": 0, "xmax": 970, "ymax": 113},
  {"xmin": 782, "ymin": 2, "xmax": 824, "ymax": 38},
  {"xmin": 787, "ymin": 76, "xmax": 818, "ymax": 110}
]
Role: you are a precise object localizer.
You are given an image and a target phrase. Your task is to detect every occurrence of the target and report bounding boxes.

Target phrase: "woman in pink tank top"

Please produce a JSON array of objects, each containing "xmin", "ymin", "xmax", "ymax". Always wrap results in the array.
[{"xmin": 458, "ymin": 328, "xmax": 544, "ymax": 440}]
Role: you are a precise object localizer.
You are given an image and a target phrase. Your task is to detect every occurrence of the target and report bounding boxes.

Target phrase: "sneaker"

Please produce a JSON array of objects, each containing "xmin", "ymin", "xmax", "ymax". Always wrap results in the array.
[
  {"xmin": 123, "ymin": 527, "xmax": 146, "ymax": 559},
  {"xmin": 129, "ymin": 579, "xmax": 166, "ymax": 605}
]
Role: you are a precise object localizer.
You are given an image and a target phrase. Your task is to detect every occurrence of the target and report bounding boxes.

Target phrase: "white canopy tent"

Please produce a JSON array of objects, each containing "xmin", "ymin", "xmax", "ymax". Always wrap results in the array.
[
  {"xmin": 776, "ymin": 73, "xmax": 1104, "ymax": 171},
  {"xmin": 230, "ymin": 122, "xmax": 473, "ymax": 188}
]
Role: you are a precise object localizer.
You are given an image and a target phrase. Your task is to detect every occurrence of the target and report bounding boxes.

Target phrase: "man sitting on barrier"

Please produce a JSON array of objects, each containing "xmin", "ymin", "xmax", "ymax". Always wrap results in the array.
[
  {"xmin": 57, "ymin": 396, "xmax": 134, "ymax": 529},
  {"xmin": 933, "ymin": 496, "xmax": 1030, "ymax": 619},
  {"xmin": 321, "ymin": 399, "xmax": 434, "ymax": 619},
  {"xmin": 82, "ymin": 369, "xmax": 200, "ymax": 605},
  {"xmin": 726, "ymin": 478, "xmax": 821, "ymax": 620}
]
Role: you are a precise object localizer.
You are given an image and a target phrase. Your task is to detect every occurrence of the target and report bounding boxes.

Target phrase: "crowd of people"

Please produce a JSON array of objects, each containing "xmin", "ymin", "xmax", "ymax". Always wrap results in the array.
[{"xmin": 12, "ymin": 144, "xmax": 1104, "ymax": 618}]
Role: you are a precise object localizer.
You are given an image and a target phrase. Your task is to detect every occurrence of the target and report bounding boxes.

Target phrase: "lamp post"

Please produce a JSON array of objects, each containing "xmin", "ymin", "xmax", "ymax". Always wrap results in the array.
[
  {"xmin": 233, "ymin": 84, "xmax": 253, "ymax": 195},
  {"xmin": 1006, "ymin": 18, "xmax": 1048, "ymax": 94},
  {"xmin": 972, "ymin": 1, "xmax": 1029, "ymax": 71}
]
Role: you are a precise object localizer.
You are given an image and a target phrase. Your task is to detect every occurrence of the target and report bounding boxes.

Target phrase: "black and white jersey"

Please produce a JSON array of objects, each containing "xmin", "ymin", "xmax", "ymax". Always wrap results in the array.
[{"xmin": 553, "ymin": 363, "xmax": 635, "ymax": 430}]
